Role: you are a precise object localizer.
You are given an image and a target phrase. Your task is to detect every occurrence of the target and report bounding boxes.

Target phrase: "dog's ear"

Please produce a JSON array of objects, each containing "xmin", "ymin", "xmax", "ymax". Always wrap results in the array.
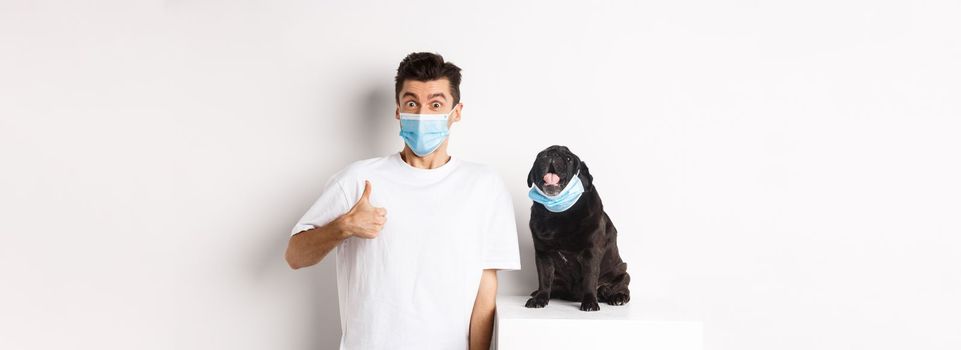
[
  {"xmin": 578, "ymin": 160, "xmax": 594, "ymax": 190},
  {"xmin": 527, "ymin": 165, "xmax": 536, "ymax": 187}
]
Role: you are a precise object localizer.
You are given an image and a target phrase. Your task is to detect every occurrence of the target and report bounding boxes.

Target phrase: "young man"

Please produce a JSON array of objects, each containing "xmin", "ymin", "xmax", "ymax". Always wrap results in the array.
[{"xmin": 285, "ymin": 52, "xmax": 521, "ymax": 350}]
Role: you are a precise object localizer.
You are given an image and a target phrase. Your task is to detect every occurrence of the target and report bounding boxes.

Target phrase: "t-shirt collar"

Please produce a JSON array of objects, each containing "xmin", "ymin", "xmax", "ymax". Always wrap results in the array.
[{"xmin": 391, "ymin": 151, "xmax": 460, "ymax": 179}]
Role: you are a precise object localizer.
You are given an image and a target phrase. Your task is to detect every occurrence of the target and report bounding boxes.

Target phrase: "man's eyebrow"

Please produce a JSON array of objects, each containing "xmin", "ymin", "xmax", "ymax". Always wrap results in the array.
[
  {"xmin": 401, "ymin": 91, "xmax": 448, "ymax": 102},
  {"xmin": 428, "ymin": 93, "xmax": 448, "ymax": 102}
]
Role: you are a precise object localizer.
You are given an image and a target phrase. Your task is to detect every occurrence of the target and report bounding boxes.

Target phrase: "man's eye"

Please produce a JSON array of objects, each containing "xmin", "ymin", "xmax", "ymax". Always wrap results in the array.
[
  {"xmin": 432, "ymin": 102, "xmax": 441, "ymax": 108},
  {"xmin": 406, "ymin": 101, "xmax": 416, "ymax": 107}
]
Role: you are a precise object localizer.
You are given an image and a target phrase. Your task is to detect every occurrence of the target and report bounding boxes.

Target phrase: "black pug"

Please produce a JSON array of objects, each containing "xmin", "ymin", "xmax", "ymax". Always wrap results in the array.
[{"xmin": 525, "ymin": 145, "xmax": 631, "ymax": 311}]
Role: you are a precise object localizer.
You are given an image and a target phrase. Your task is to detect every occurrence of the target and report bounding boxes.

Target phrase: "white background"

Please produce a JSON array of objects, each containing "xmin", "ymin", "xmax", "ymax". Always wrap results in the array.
[{"xmin": 2, "ymin": 1, "xmax": 959, "ymax": 349}]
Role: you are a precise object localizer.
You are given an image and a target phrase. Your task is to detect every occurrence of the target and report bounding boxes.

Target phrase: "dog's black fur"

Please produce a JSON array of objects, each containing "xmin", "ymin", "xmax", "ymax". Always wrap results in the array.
[{"xmin": 525, "ymin": 145, "xmax": 631, "ymax": 311}]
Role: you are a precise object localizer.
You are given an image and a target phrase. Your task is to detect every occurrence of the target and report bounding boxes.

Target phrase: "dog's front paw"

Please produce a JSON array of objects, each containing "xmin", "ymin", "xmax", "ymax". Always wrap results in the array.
[
  {"xmin": 606, "ymin": 292, "xmax": 630, "ymax": 306},
  {"xmin": 525, "ymin": 293, "xmax": 550, "ymax": 308},
  {"xmin": 579, "ymin": 295, "xmax": 600, "ymax": 312}
]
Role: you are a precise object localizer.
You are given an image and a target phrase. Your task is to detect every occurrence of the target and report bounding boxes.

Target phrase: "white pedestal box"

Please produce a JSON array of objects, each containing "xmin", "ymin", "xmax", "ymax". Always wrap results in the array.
[{"xmin": 493, "ymin": 295, "xmax": 703, "ymax": 350}]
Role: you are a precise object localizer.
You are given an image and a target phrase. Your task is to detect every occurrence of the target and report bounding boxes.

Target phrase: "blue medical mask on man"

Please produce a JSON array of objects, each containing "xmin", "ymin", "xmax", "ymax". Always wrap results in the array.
[
  {"xmin": 528, "ymin": 171, "xmax": 585, "ymax": 212},
  {"xmin": 399, "ymin": 108, "xmax": 455, "ymax": 157}
]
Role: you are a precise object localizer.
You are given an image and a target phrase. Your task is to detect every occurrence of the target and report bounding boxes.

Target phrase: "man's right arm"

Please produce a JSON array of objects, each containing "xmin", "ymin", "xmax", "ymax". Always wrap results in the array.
[
  {"xmin": 285, "ymin": 216, "xmax": 350, "ymax": 270},
  {"xmin": 285, "ymin": 180, "xmax": 386, "ymax": 270}
]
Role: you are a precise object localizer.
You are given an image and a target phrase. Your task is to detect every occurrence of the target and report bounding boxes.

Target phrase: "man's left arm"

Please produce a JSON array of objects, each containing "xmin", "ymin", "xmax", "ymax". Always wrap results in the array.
[{"xmin": 469, "ymin": 268, "xmax": 498, "ymax": 350}]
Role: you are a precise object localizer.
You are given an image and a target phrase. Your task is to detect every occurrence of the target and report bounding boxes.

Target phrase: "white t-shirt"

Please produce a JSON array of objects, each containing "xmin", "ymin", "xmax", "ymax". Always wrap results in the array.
[{"xmin": 290, "ymin": 152, "xmax": 522, "ymax": 350}]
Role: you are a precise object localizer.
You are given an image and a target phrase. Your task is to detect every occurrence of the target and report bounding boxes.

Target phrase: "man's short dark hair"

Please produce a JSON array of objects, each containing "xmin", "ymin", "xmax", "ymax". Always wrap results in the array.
[{"xmin": 394, "ymin": 52, "xmax": 462, "ymax": 106}]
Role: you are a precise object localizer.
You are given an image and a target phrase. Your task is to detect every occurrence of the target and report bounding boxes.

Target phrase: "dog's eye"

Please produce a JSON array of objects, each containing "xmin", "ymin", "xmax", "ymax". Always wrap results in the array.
[{"xmin": 565, "ymin": 156, "xmax": 571, "ymax": 162}]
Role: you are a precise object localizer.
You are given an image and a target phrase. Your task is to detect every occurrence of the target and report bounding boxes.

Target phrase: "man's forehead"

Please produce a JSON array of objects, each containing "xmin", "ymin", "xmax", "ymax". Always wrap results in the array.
[{"xmin": 400, "ymin": 79, "xmax": 451, "ymax": 99}]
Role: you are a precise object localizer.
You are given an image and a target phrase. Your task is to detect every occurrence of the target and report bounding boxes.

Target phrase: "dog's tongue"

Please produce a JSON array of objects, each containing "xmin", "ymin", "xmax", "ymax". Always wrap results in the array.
[{"xmin": 543, "ymin": 173, "xmax": 560, "ymax": 185}]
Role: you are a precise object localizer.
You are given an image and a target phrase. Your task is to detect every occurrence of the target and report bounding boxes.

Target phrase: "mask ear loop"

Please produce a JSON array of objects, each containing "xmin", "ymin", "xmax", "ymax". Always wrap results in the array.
[
  {"xmin": 444, "ymin": 107, "xmax": 456, "ymax": 120},
  {"xmin": 449, "ymin": 102, "xmax": 461, "ymax": 118}
]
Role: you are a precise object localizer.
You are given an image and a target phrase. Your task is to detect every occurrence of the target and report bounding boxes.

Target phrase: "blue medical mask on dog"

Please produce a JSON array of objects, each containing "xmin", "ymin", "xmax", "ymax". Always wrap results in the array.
[
  {"xmin": 399, "ymin": 109, "xmax": 454, "ymax": 157},
  {"xmin": 528, "ymin": 171, "xmax": 585, "ymax": 212}
]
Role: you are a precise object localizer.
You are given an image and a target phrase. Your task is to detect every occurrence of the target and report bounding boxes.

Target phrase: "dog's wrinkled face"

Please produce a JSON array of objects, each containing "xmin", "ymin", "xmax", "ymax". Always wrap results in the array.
[{"xmin": 528, "ymin": 145, "xmax": 581, "ymax": 196}]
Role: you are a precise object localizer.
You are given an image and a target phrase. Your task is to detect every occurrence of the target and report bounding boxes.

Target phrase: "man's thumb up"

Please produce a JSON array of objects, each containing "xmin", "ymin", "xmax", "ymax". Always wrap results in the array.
[
  {"xmin": 357, "ymin": 180, "xmax": 373, "ymax": 206},
  {"xmin": 344, "ymin": 180, "xmax": 387, "ymax": 239}
]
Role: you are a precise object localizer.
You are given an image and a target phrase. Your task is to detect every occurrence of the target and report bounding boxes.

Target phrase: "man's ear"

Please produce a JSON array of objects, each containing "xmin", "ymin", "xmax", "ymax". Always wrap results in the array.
[
  {"xmin": 527, "ymin": 165, "xmax": 536, "ymax": 188},
  {"xmin": 452, "ymin": 103, "xmax": 463, "ymax": 122},
  {"xmin": 578, "ymin": 160, "xmax": 594, "ymax": 190},
  {"xmin": 395, "ymin": 106, "xmax": 400, "ymax": 120}
]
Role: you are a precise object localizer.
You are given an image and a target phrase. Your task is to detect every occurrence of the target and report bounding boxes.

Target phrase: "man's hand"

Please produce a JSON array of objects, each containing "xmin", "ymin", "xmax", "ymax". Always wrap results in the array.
[{"xmin": 338, "ymin": 180, "xmax": 387, "ymax": 239}]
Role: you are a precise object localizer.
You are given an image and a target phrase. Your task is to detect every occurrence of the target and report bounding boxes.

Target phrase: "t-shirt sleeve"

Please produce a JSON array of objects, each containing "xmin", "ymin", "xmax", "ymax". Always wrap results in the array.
[
  {"xmin": 290, "ymin": 171, "xmax": 352, "ymax": 237},
  {"xmin": 480, "ymin": 172, "xmax": 522, "ymax": 270}
]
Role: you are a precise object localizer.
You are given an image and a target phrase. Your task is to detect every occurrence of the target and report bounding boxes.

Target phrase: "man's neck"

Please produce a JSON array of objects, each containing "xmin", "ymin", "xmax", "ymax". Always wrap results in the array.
[{"xmin": 400, "ymin": 146, "xmax": 451, "ymax": 169}]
